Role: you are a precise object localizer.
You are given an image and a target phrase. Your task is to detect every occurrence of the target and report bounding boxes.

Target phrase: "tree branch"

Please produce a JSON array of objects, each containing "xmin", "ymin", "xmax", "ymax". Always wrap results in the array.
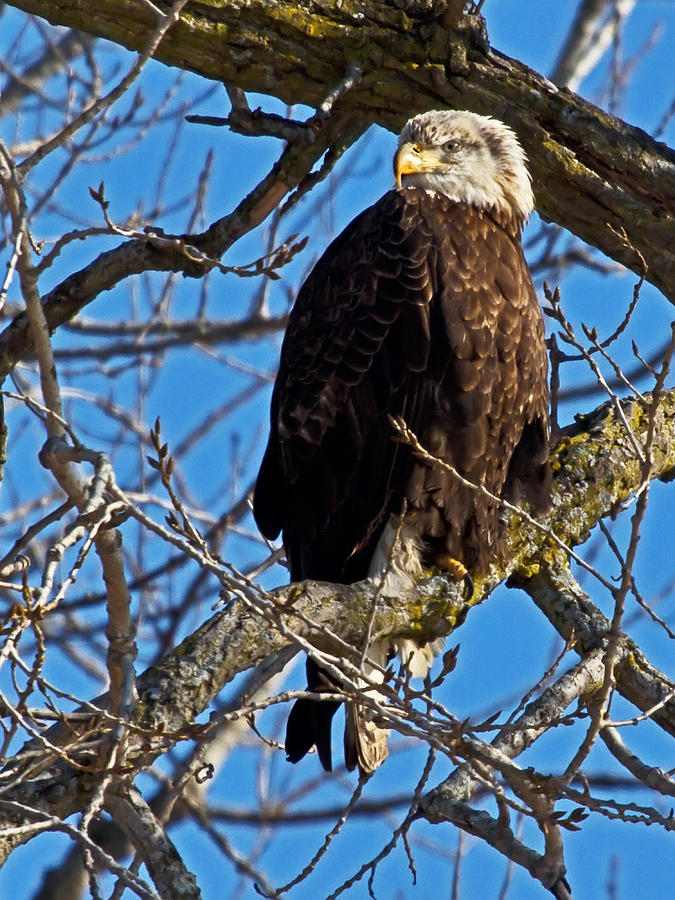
[
  {"xmin": 0, "ymin": 103, "xmax": 364, "ymax": 380},
  {"xmin": 105, "ymin": 786, "xmax": 201, "ymax": 900},
  {"xmin": 7, "ymin": 1, "xmax": 675, "ymax": 300},
  {"xmin": 0, "ymin": 388, "xmax": 673, "ymax": 863},
  {"xmin": 510, "ymin": 562, "xmax": 675, "ymax": 740}
]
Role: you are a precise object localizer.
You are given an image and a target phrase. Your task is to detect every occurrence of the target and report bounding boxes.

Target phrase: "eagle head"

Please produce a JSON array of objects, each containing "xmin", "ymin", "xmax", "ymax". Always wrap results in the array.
[{"xmin": 394, "ymin": 110, "xmax": 534, "ymax": 227}]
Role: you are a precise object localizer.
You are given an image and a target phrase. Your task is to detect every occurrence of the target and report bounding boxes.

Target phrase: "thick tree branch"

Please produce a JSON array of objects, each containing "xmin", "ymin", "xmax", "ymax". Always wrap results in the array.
[
  {"xmin": 2, "ymin": 5, "xmax": 673, "ymax": 891},
  {"xmin": 0, "ymin": 388, "xmax": 673, "ymax": 863},
  {"xmin": 418, "ymin": 801, "xmax": 571, "ymax": 899},
  {"xmin": 510, "ymin": 562, "xmax": 675, "ymax": 740},
  {"xmin": 105, "ymin": 786, "xmax": 201, "ymax": 900},
  {"xmin": 423, "ymin": 650, "xmax": 607, "ymax": 809},
  {"xmin": 7, "ymin": 1, "xmax": 675, "ymax": 300}
]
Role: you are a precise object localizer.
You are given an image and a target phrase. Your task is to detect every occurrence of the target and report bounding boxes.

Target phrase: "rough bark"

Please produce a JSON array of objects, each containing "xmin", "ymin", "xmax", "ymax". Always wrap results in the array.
[
  {"xmin": 2, "ymin": 2, "xmax": 675, "ymax": 886},
  {"xmin": 0, "ymin": 387, "xmax": 673, "ymax": 864},
  {"xmin": 7, "ymin": 0, "xmax": 675, "ymax": 301}
]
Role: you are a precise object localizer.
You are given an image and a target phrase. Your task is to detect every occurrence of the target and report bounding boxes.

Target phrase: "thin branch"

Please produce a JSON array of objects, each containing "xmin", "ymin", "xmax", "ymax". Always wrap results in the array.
[{"xmin": 19, "ymin": 0, "xmax": 191, "ymax": 173}]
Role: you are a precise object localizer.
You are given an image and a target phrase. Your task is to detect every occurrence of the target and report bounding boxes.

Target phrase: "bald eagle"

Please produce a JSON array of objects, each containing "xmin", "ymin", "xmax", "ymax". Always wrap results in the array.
[{"xmin": 254, "ymin": 110, "xmax": 550, "ymax": 774}]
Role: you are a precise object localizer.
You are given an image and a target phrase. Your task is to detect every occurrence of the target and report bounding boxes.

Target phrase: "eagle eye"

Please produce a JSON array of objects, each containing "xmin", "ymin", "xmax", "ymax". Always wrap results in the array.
[{"xmin": 443, "ymin": 140, "xmax": 460, "ymax": 153}]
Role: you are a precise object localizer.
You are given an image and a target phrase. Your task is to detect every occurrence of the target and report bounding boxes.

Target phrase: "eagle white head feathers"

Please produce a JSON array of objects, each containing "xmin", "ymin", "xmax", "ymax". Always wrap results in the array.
[
  {"xmin": 395, "ymin": 110, "xmax": 535, "ymax": 227},
  {"xmin": 254, "ymin": 109, "xmax": 550, "ymax": 775}
]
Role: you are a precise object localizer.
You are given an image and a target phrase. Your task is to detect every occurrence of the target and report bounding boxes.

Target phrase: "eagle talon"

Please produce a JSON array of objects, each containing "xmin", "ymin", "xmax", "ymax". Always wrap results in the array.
[
  {"xmin": 278, "ymin": 583, "xmax": 304, "ymax": 608},
  {"xmin": 435, "ymin": 555, "xmax": 473, "ymax": 599}
]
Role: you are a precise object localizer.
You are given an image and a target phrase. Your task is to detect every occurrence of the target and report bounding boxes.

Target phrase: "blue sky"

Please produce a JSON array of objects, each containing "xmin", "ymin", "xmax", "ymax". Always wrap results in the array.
[{"xmin": 1, "ymin": 2, "xmax": 674, "ymax": 898}]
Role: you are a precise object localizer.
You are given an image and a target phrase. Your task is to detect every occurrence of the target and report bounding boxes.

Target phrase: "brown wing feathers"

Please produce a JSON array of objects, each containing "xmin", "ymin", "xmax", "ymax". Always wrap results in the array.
[
  {"xmin": 253, "ymin": 186, "xmax": 549, "ymax": 769},
  {"xmin": 254, "ymin": 189, "xmax": 437, "ymax": 583},
  {"xmin": 403, "ymin": 200, "xmax": 550, "ymax": 571}
]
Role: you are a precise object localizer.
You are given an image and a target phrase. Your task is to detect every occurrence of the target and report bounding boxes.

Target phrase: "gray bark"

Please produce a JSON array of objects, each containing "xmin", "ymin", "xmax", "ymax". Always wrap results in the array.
[{"xmin": 6, "ymin": 0, "xmax": 675, "ymax": 301}]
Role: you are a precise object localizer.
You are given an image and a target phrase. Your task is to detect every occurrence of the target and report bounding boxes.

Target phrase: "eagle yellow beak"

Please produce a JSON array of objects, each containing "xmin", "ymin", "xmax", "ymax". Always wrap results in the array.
[{"xmin": 394, "ymin": 142, "xmax": 441, "ymax": 187}]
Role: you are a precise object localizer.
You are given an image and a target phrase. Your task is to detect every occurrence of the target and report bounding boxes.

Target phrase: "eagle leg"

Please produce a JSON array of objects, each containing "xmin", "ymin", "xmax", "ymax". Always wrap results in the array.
[{"xmin": 435, "ymin": 554, "xmax": 474, "ymax": 599}]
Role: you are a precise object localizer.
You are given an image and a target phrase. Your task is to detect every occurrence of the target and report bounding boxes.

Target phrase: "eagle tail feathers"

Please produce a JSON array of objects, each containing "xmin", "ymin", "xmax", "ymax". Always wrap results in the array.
[
  {"xmin": 344, "ymin": 635, "xmax": 444, "ymax": 774},
  {"xmin": 344, "ymin": 701, "xmax": 389, "ymax": 774},
  {"xmin": 285, "ymin": 659, "xmax": 341, "ymax": 771}
]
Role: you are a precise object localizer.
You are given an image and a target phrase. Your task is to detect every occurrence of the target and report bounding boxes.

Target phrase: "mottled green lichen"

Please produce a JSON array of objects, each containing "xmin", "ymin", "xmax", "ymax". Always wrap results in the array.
[{"xmin": 540, "ymin": 138, "xmax": 591, "ymax": 178}]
